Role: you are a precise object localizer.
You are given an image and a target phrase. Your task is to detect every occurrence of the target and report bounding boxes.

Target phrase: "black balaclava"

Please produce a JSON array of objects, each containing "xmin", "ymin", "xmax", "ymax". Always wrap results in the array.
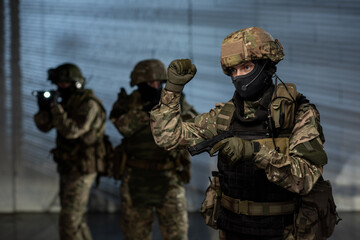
[
  {"xmin": 138, "ymin": 82, "xmax": 162, "ymax": 112},
  {"xmin": 231, "ymin": 60, "xmax": 276, "ymax": 101}
]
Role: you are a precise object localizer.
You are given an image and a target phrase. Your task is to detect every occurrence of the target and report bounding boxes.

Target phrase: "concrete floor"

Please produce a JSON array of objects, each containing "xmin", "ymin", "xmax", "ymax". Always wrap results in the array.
[{"xmin": 0, "ymin": 211, "xmax": 357, "ymax": 240}]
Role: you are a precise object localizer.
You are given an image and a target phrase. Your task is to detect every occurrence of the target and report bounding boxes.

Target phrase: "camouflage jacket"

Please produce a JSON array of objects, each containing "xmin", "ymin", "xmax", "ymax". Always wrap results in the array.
[
  {"xmin": 34, "ymin": 89, "xmax": 107, "ymax": 173},
  {"xmin": 110, "ymin": 90, "xmax": 196, "ymax": 138},
  {"xmin": 110, "ymin": 89, "xmax": 197, "ymax": 178},
  {"xmin": 110, "ymin": 89, "xmax": 197, "ymax": 156},
  {"xmin": 150, "ymin": 89, "xmax": 325, "ymax": 195}
]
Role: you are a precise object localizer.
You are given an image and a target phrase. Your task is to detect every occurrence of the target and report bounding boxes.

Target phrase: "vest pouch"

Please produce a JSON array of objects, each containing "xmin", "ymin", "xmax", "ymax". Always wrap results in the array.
[
  {"xmin": 112, "ymin": 144, "xmax": 127, "ymax": 180},
  {"xmin": 271, "ymin": 98, "xmax": 296, "ymax": 129},
  {"xmin": 94, "ymin": 135, "xmax": 114, "ymax": 177},
  {"xmin": 294, "ymin": 178, "xmax": 339, "ymax": 240},
  {"xmin": 271, "ymin": 83, "xmax": 297, "ymax": 130},
  {"xmin": 200, "ymin": 176, "xmax": 221, "ymax": 229},
  {"xmin": 51, "ymin": 146, "xmax": 80, "ymax": 173},
  {"xmin": 256, "ymin": 137, "xmax": 289, "ymax": 155},
  {"xmin": 56, "ymin": 135, "xmax": 97, "ymax": 174},
  {"xmin": 81, "ymin": 129, "xmax": 98, "ymax": 146}
]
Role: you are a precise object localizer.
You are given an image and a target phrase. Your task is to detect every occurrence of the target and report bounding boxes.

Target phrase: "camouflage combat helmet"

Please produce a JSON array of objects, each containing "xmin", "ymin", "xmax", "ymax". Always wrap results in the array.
[
  {"xmin": 48, "ymin": 63, "xmax": 85, "ymax": 87},
  {"xmin": 130, "ymin": 59, "xmax": 167, "ymax": 87},
  {"xmin": 220, "ymin": 27, "xmax": 284, "ymax": 75}
]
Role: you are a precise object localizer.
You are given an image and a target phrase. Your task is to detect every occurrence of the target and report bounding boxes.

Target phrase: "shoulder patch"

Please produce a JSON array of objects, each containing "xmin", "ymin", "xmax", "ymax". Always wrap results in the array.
[{"xmin": 293, "ymin": 138, "xmax": 328, "ymax": 166}]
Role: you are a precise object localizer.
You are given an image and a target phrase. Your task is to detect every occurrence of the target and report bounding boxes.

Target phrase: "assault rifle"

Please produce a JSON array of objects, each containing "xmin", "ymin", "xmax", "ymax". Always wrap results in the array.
[
  {"xmin": 187, "ymin": 131, "xmax": 233, "ymax": 156},
  {"xmin": 32, "ymin": 90, "xmax": 60, "ymax": 110}
]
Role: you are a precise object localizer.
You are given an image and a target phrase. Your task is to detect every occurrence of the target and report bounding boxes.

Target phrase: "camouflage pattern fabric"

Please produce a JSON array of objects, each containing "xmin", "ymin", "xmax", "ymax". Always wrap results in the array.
[
  {"xmin": 150, "ymin": 88, "xmax": 325, "ymax": 238},
  {"xmin": 130, "ymin": 59, "xmax": 167, "ymax": 87},
  {"xmin": 34, "ymin": 88, "xmax": 106, "ymax": 240},
  {"xmin": 254, "ymin": 101, "xmax": 324, "ymax": 195},
  {"xmin": 51, "ymin": 90, "xmax": 105, "ymax": 145},
  {"xmin": 48, "ymin": 63, "xmax": 85, "ymax": 85},
  {"xmin": 110, "ymin": 89, "xmax": 196, "ymax": 240},
  {"xmin": 150, "ymin": 89, "xmax": 323, "ymax": 194},
  {"xmin": 120, "ymin": 168, "xmax": 188, "ymax": 240},
  {"xmin": 243, "ymin": 99, "xmax": 261, "ymax": 119},
  {"xmin": 59, "ymin": 172, "xmax": 96, "ymax": 240},
  {"xmin": 34, "ymin": 89, "xmax": 107, "ymax": 174},
  {"xmin": 110, "ymin": 91, "xmax": 149, "ymax": 138},
  {"xmin": 220, "ymin": 26, "xmax": 284, "ymax": 75}
]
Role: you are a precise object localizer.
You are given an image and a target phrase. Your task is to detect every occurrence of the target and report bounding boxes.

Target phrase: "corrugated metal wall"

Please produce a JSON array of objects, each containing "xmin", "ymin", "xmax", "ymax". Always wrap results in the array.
[
  {"xmin": 1, "ymin": 0, "xmax": 359, "ymax": 212},
  {"xmin": 0, "ymin": 0, "xmax": 13, "ymax": 212}
]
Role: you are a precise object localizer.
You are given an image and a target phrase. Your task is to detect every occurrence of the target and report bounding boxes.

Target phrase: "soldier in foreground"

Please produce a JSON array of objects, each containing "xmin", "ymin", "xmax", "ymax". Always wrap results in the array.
[
  {"xmin": 34, "ymin": 63, "xmax": 107, "ymax": 240},
  {"xmin": 150, "ymin": 27, "xmax": 337, "ymax": 239},
  {"xmin": 109, "ymin": 59, "xmax": 197, "ymax": 240}
]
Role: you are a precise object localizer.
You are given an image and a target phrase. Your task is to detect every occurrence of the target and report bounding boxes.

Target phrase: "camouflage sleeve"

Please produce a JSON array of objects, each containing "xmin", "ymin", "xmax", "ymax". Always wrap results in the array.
[
  {"xmin": 150, "ymin": 89, "xmax": 219, "ymax": 150},
  {"xmin": 254, "ymin": 103, "xmax": 325, "ymax": 195},
  {"xmin": 34, "ymin": 110, "xmax": 53, "ymax": 132},
  {"xmin": 51, "ymin": 99, "xmax": 101, "ymax": 139},
  {"xmin": 180, "ymin": 93, "xmax": 198, "ymax": 121}
]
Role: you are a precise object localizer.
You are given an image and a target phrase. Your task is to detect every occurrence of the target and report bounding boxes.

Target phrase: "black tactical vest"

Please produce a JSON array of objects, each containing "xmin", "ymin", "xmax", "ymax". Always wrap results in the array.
[
  {"xmin": 216, "ymin": 84, "xmax": 299, "ymax": 238},
  {"xmin": 123, "ymin": 124, "xmax": 173, "ymax": 162},
  {"xmin": 217, "ymin": 117, "xmax": 294, "ymax": 201}
]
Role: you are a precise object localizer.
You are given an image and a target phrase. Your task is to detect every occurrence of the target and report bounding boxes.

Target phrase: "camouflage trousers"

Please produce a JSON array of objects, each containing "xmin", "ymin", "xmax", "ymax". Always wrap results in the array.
[
  {"xmin": 59, "ymin": 171, "xmax": 96, "ymax": 240},
  {"xmin": 120, "ymin": 168, "xmax": 189, "ymax": 240}
]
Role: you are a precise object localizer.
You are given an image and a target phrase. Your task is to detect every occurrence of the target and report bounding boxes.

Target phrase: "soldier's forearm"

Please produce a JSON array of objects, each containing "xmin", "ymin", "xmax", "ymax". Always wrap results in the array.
[
  {"xmin": 51, "ymin": 101, "xmax": 98, "ymax": 139},
  {"xmin": 254, "ymin": 145, "xmax": 322, "ymax": 195},
  {"xmin": 150, "ymin": 89, "xmax": 217, "ymax": 150},
  {"xmin": 149, "ymin": 90, "xmax": 184, "ymax": 150},
  {"xmin": 159, "ymin": 89, "xmax": 182, "ymax": 108}
]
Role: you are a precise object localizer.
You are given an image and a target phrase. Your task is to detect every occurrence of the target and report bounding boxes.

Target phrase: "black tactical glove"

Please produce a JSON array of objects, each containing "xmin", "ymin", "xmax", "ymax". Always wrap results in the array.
[
  {"xmin": 165, "ymin": 59, "xmax": 197, "ymax": 92},
  {"xmin": 209, "ymin": 137, "xmax": 254, "ymax": 166}
]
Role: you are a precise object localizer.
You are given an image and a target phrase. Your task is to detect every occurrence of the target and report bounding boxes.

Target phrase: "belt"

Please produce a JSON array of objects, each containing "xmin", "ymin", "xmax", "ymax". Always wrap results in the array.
[
  {"xmin": 221, "ymin": 193, "xmax": 295, "ymax": 216},
  {"xmin": 126, "ymin": 158, "xmax": 176, "ymax": 170}
]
